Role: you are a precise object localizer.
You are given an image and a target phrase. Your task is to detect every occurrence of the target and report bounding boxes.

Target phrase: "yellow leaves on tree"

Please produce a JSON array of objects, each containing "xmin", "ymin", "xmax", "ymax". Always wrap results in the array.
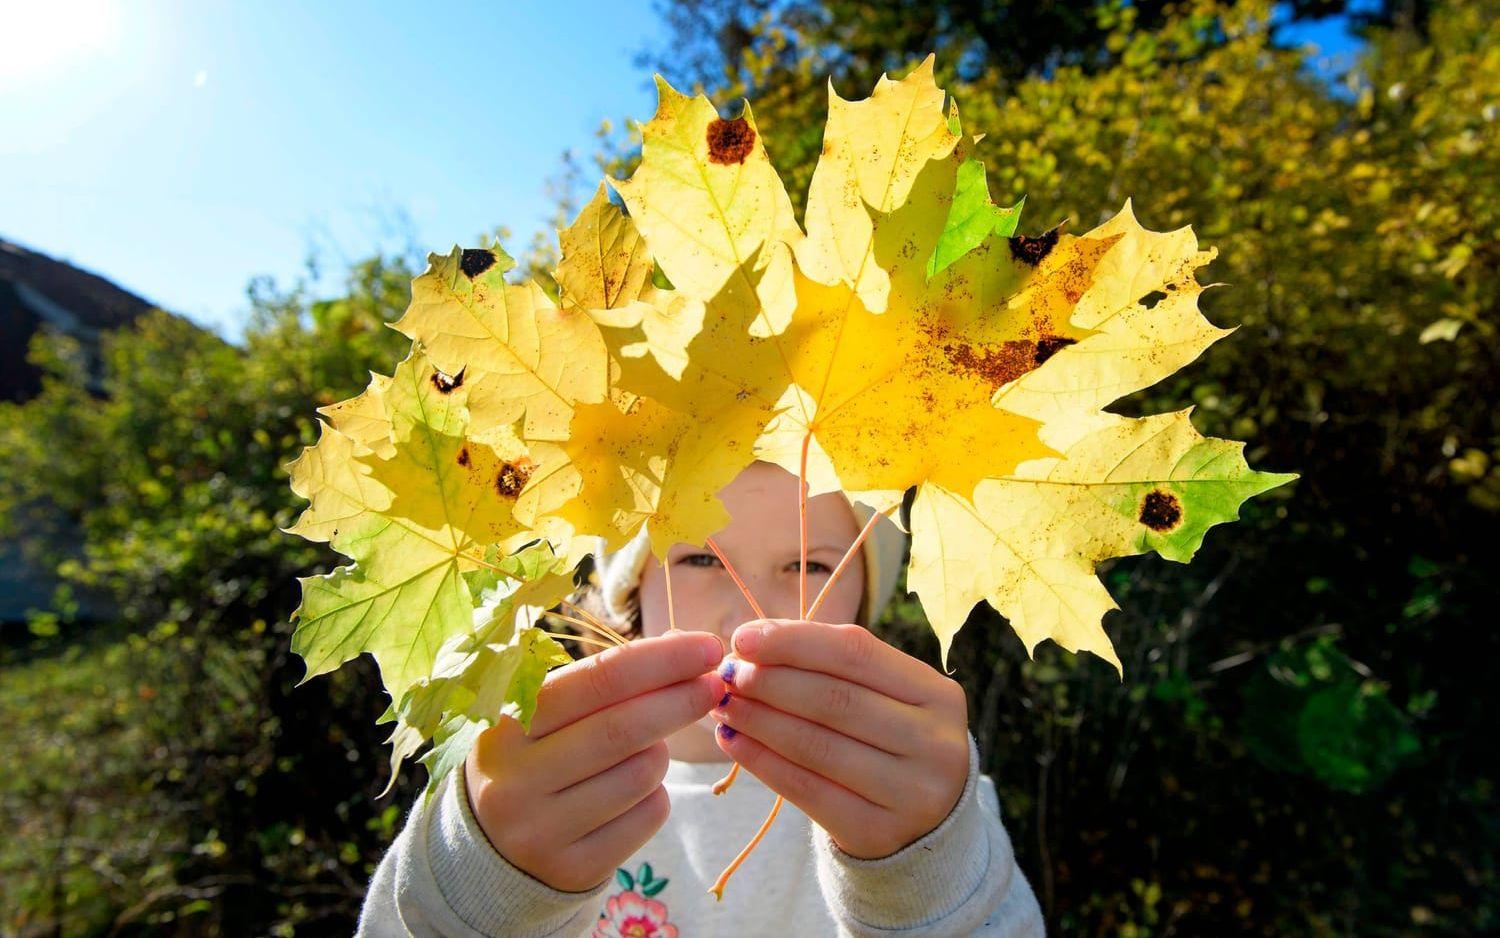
[{"xmin": 285, "ymin": 53, "xmax": 1294, "ymax": 789}]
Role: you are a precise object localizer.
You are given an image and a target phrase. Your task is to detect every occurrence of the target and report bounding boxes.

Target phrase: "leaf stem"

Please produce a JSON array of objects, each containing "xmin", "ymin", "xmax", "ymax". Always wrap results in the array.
[
  {"xmin": 664, "ymin": 554, "xmax": 678, "ymax": 632},
  {"xmin": 799, "ymin": 433, "xmax": 811, "ymax": 618},
  {"xmin": 557, "ymin": 599, "xmax": 630, "ymax": 646},
  {"xmin": 540, "ymin": 631, "xmax": 615, "ymax": 650},
  {"xmin": 709, "ymin": 434, "xmax": 813, "ymax": 895},
  {"xmin": 705, "ymin": 538, "xmax": 766, "ymax": 620},
  {"xmin": 543, "ymin": 612, "xmax": 628, "ymax": 647},
  {"xmin": 711, "ymin": 762, "xmax": 740, "ymax": 795},
  {"xmin": 807, "ymin": 507, "xmax": 890, "ymax": 621},
  {"xmin": 709, "ymin": 792, "xmax": 783, "ymax": 901}
]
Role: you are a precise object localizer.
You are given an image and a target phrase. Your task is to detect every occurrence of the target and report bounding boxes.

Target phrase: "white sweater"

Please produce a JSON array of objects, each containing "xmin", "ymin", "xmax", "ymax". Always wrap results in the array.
[{"xmin": 358, "ymin": 736, "xmax": 1044, "ymax": 937}]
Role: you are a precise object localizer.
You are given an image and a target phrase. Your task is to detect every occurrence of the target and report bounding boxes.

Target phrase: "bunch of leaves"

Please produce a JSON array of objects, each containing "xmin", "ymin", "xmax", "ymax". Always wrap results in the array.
[{"xmin": 287, "ymin": 56, "xmax": 1293, "ymax": 792}]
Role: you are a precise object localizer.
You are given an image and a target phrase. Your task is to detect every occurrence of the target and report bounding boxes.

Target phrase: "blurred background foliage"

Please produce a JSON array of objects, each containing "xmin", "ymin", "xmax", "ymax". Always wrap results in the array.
[{"xmin": 2, "ymin": 0, "xmax": 1495, "ymax": 933}]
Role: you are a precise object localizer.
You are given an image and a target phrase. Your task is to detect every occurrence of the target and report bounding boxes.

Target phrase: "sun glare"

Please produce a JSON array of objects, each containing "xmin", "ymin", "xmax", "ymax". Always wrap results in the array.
[{"xmin": 0, "ymin": 0, "xmax": 121, "ymax": 87}]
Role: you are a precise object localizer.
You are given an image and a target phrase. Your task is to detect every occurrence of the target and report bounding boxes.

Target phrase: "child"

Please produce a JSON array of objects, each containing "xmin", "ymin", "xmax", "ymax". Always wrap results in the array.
[{"xmin": 359, "ymin": 461, "xmax": 1045, "ymax": 936}]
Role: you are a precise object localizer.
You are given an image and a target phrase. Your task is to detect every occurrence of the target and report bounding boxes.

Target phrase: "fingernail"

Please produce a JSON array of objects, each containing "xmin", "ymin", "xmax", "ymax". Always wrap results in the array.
[
  {"xmin": 717, "ymin": 692, "xmax": 731, "ymax": 708},
  {"xmin": 716, "ymin": 723, "xmax": 737, "ymax": 741},
  {"xmin": 700, "ymin": 633, "xmax": 726, "ymax": 665},
  {"xmin": 735, "ymin": 624, "xmax": 764, "ymax": 656},
  {"xmin": 718, "ymin": 659, "xmax": 737, "ymax": 685}
]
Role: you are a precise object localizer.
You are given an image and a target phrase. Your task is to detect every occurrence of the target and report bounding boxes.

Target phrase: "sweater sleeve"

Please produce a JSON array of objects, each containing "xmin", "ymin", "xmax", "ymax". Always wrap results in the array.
[
  {"xmin": 356, "ymin": 769, "xmax": 608, "ymax": 938},
  {"xmin": 811, "ymin": 734, "xmax": 1046, "ymax": 937}
]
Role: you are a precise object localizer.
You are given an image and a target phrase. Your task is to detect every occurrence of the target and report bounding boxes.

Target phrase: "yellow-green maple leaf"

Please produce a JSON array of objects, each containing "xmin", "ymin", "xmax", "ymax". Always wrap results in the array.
[
  {"xmin": 289, "ymin": 351, "xmax": 552, "ymax": 698},
  {"xmin": 392, "ymin": 245, "xmax": 609, "ymax": 441},
  {"xmin": 908, "ymin": 410, "xmax": 1296, "ymax": 669},
  {"xmin": 384, "ymin": 543, "xmax": 577, "ymax": 793}
]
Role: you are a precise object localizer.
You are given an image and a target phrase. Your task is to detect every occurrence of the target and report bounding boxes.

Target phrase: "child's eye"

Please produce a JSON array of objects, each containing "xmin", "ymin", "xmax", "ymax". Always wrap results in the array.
[
  {"xmin": 791, "ymin": 560, "xmax": 833, "ymax": 576},
  {"xmin": 678, "ymin": 553, "xmax": 721, "ymax": 568}
]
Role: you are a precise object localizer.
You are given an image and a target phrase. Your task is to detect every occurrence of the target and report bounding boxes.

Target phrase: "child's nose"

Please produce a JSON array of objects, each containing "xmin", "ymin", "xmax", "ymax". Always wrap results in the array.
[{"xmin": 742, "ymin": 576, "xmax": 801, "ymax": 622}]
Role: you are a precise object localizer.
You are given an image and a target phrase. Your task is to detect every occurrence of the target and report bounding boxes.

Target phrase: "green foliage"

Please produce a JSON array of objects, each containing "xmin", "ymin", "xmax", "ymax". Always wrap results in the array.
[
  {"xmin": 1241, "ymin": 635, "xmax": 1420, "ymax": 792},
  {"xmin": 0, "ymin": 256, "xmax": 417, "ymax": 933}
]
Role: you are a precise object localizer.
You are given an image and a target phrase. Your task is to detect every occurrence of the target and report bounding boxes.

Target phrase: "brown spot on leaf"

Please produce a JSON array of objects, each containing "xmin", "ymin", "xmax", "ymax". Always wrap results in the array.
[
  {"xmin": 460, "ymin": 249, "xmax": 496, "ymax": 279},
  {"xmin": 1009, "ymin": 229, "xmax": 1059, "ymax": 266},
  {"xmin": 1033, "ymin": 336, "xmax": 1076, "ymax": 366},
  {"xmin": 495, "ymin": 458, "xmax": 535, "ymax": 499},
  {"xmin": 1139, "ymin": 489, "xmax": 1182, "ymax": 532},
  {"xmin": 706, "ymin": 117, "xmax": 755, "ymax": 164},
  {"xmin": 431, "ymin": 367, "xmax": 465, "ymax": 394},
  {"xmin": 456, "ymin": 447, "xmax": 470, "ymax": 467},
  {"xmin": 944, "ymin": 340, "xmax": 1039, "ymax": 390}
]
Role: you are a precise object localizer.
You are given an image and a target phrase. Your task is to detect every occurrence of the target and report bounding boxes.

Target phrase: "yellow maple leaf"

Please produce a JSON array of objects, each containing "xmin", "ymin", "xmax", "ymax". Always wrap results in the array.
[
  {"xmin": 610, "ymin": 76, "xmax": 801, "ymax": 337},
  {"xmin": 553, "ymin": 182, "xmax": 705, "ymax": 381},
  {"xmin": 316, "ymin": 371, "xmax": 394, "ymax": 458},
  {"xmin": 797, "ymin": 54, "xmax": 960, "ymax": 313},
  {"xmin": 392, "ymin": 245, "xmax": 609, "ymax": 440}
]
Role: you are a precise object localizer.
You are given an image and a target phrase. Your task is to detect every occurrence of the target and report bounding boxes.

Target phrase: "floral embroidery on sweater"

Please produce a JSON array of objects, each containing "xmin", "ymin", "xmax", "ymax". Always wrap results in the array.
[{"xmin": 593, "ymin": 862, "xmax": 676, "ymax": 938}]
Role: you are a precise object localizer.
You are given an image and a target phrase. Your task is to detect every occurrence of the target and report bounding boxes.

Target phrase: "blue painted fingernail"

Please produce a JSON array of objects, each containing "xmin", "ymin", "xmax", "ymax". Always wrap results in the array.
[
  {"xmin": 718, "ymin": 692, "xmax": 731, "ymax": 708},
  {"xmin": 718, "ymin": 659, "xmax": 736, "ymax": 685},
  {"xmin": 716, "ymin": 723, "xmax": 737, "ymax": 740}
]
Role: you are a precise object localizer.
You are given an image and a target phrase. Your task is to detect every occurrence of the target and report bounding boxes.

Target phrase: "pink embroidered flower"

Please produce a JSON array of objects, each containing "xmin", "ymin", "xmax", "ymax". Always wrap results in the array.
[{"xmin": 592, "ymin": 890, "xmax": 678, "ymax": 938}]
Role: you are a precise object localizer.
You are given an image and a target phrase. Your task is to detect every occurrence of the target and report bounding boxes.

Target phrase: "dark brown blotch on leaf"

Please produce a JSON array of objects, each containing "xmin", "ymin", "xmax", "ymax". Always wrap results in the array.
[
  {"xmin": 431, "ymin": 367, "xmax": 466, "ymax": 394},
  {"xmin": 945, "ymin": 340, "xmax": 1039, "ymax": 390},
  {"xmin": 1009, "ymin": 229, "xmax": 1060, "ymax": 266},
  {"xmin": 456, "ymin": 447, "xmax": 470, "ymax": 468},
  {"xmin": 460, "ymin": 249, "xmax": 496, "ymax": 279},
  {"xmin": 706, "ymin": 117, "xmax": 756, "ymax": 165},
  {"xmin": 495, "ymin": 459, "xmax": 535, "ymax": 499},
  {"xmin": 1139, "ymin": 489, "xmax": 1183, "ymax": 532},
  {"xmin": 1033, "ymin": 336, "xmax": 1076, "ymax": 366}
]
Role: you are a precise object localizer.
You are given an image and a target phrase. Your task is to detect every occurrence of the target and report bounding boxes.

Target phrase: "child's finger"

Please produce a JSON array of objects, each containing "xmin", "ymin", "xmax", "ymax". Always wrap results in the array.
[
  {"xmin": 730, "ymin": 620, "xmax": 933, "ymax": 705},
  {"xmin": 568, "ymin": 782, "xmax": 672, "ymax": 858},
  {"xmin": 713, "ymin": 722, "xmax": 886, "ymax": 846},
  {"xmin": 719, "ymin": 660, "xmax": 927, "ymax": 754},
  {"xmin": 551, "ymin": 742, "xmax": 671, "ymax": 841},
  {"xmin": 711, "ymin": 695, "xmax": 905, "ymax": 807},
  {"xmin": 529, "ymin": 630, "xmax": 724, "ymax": 738},
  {"xmin": 532, "ymin": 673, "xmax": 722, "ymax": 787}
]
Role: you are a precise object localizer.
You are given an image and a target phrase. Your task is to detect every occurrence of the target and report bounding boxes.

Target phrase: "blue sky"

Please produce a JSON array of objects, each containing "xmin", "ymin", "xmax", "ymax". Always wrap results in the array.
[
  {"xmin": 2, "ymin": 1, "xmax": 667, "ymax": 335},
  {"xmin": 1, "ymin": 2, "xmax": 1362, "ymax": 338}
]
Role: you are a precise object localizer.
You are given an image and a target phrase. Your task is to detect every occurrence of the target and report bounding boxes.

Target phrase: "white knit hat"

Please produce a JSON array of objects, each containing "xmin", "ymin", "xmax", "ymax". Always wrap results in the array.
[{"xmin": 597, "ymin": 500, "xmax": 908, "ymax": 629}]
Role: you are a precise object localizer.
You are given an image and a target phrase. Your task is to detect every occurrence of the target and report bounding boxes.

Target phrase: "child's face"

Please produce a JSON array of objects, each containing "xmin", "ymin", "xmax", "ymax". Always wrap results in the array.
[{"xmin": 637, "ymin": 461, "xmax": 868, "ymax": 760}]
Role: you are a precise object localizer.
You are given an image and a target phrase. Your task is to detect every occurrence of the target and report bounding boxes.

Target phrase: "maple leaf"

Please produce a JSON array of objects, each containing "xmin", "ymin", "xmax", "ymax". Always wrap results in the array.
[
  {"xmin": 391, "ymin": 245, "xmax": 610, "ymax": 441},
  {"xmin": 553, "ymin": 182, "xmax": 705, "ymax": 381},
  {"xmin": 610, "ymin": 76, "xmax": 802, "ymax": 336},
  {"xmin": 288, "ymin": 350, "xmax": 553, "ymax": 700},
  {"xmin": 908, "ymin": 411, "xmax": 1296, "ymax": 669},
  {"xmin": 382, "ymin": 542, "xmax": 577, "ymax": 793},
  {"xmin": 529, "ymin": 115, "xmax": 814, "ymax": 554},
  {"xmin": 926, "ymin": 158, "xmax": 1024, "ymax": 279},
  {"xmin": 797, "ymin": 54, "xmax": 960, "ymax": 313}
]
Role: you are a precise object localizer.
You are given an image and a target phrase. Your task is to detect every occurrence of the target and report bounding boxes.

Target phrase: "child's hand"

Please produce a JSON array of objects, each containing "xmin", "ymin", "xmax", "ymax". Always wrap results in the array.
[
  {"xmin": 463, "ymin": 631, "xmax": 726, "ymax": 891},
  {"xmin": 712, "ymin": 619, "xmax": 971, "ymax": 860}
]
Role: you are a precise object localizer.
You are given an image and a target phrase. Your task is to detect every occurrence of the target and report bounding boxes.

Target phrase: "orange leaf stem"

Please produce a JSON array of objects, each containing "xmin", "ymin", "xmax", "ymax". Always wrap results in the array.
[
  {"xmin": 711, "ymin": 762, "xmax": 741, "ymax": 795},
  {"xmin": 709, "ymin": 792, "xmax": 783, "ymax": 901},
  {"xmin": 806, "ymin": 507, "xmax": 888, "ymax": 621},
  {"xmin": 705, "ymin": 538, "xmax": 766, "ymax": 620}
]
